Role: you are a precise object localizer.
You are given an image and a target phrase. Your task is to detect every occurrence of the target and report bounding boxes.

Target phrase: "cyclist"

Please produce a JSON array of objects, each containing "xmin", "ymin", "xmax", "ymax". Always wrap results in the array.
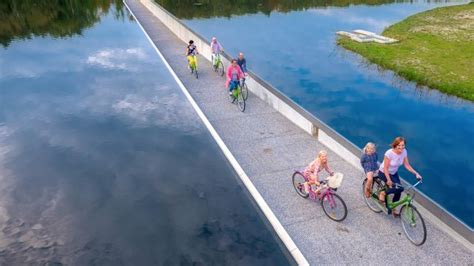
[
  {"xmin": 186, "ymin": 40, "xmax": 199, "ymax": 71},
  {"xmin": 225, "ymin": 59, "xmax": 244, "ymax": 96},
  {"xmin": 303, "ymin": 150, "xmax": 334, "ymax": 194},
  {"xmin": 378, "ymin": 137, "xmax": 422, "ymax": 216},
  {"xmin": 237, "ymin": 52, "xmax": 248, "ymax": 75},
  {"xmin": 210, "ymin": 37, "xmax": 223, "ymax": 68}
]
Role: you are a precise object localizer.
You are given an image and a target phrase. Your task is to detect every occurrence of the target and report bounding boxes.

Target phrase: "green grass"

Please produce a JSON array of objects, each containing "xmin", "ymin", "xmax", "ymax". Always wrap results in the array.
[{"xmin": 337, "ymin": 3, "xmax": 474, "ymax": 101}]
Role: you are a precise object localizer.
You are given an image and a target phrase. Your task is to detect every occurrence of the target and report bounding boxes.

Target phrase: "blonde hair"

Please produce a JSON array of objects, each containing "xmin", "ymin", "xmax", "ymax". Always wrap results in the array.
[
  {"xmin": 318, "ymin": 150, "xmax": 327, "ymax": 158},
  {"xmin": 363, "ymin": 142, "xmax": 376, "ymax": 154}
]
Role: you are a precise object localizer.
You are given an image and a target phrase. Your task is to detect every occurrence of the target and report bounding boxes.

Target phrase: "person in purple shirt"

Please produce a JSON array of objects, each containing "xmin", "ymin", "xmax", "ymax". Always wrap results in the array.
[
  {"xmin": 210, "ymin": 37, "xmax": 223, "ymax": 68},
  {"xmin": 361, "ymin": 142, "xmax": 378, "ymax": 198}
]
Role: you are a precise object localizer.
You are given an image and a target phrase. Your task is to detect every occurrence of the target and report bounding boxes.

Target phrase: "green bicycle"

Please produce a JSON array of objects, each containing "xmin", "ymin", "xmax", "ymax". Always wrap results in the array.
[
  {"xmin": 229, "ymin": 83, "xmax": 245, "ymax": 112},
  {"xmin": 362, "ymin": 177, "xmax": 426, "ymax": 246},
  {"xmin": 213, "ymin": 53, "xmax": 225, "ymax": 76}
]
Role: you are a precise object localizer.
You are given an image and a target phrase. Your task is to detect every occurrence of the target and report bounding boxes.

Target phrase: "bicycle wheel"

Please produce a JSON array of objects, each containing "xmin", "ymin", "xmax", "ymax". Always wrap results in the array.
[
  {"xmin": 321, "ymin": 193, "xmax": 347, "ymax": 222},
  {"xmin": 229, "ymin": 93, "xmax": 235, "ymax": 103},
  {"xmin": 237, "ymin": 89, "xmax": 245, "ymax": 112},
  {"xmin": 217, "ymin": 61, "xmax": 225, "ymax": 76},
  {"xmin": 362, "ymin": 178, "xmax": 383, "ymax": 213},
  {"xmin": 400, "ymin": 204, "xmax": 426, "ymax": 246},
  {"xmin": 292, "ymin": 172, "xmax": 308, "ymax": 198},
  {"xmin": 242, "ymin": 82, "xmax": 248, "ymax": 100}
]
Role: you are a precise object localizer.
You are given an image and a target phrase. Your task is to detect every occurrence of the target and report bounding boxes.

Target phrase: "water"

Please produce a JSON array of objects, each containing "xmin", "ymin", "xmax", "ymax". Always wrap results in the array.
[
  {"xmin": 0, "ymin": 2, "xmax": 290, "ymax": 264},
  {"xmin": 160, "ymin": 0, "xmax": 474, "ymax": 227}
]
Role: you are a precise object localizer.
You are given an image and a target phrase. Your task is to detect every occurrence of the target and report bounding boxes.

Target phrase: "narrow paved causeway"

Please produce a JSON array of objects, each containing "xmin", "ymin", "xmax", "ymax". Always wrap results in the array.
[{"xmin": 126, "ymin": 0, "xmax": 472, "ymax": 263}]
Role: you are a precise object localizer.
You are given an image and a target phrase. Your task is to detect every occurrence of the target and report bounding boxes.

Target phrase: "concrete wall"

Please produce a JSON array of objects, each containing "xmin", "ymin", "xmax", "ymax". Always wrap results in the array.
[{"xmin": 139, "ymin": 0, "xmax": 473, "ymax": 248}]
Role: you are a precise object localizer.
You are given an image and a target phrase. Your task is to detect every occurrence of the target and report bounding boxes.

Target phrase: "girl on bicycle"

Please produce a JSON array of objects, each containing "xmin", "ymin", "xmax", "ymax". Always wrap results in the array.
[
  {"xmin": 361, "ymin": 142, "xmax": 378, "ymax": 198},
  {"xmin": 378, "ymin": 137, "xmax": 422, "ymax": 216},
  {"xmin": 225, "ymin": 59, "xmax": 244, "ymax": 96},
  {"xmin": 210, "ymin": 37, "xmax": 223, "ymax": 67},
  {"xmin": 303, "ymin": 150, "xmax": 334, "ymax": 194},
  {"xmin": 186, "ymin": 40, "xmax": 198, "ymax": 70}
]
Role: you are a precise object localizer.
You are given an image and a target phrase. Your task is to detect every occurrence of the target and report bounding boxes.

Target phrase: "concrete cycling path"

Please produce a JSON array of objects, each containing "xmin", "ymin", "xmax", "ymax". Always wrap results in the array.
[{"xmin": 125, "ymin": 0, "xmax": 473, "ymax": 264}]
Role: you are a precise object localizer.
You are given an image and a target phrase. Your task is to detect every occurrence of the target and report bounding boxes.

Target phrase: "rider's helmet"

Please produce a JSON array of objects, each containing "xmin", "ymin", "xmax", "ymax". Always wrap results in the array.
[{"xmin": 189, "ymin": 40, "xmax": 194, "ymax": 44}]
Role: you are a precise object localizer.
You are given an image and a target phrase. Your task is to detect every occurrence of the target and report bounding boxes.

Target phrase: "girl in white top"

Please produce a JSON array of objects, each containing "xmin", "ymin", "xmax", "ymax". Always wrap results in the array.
[{"xmin": 378, "ymin": 137, "xmax": 422, "ymax": 216}]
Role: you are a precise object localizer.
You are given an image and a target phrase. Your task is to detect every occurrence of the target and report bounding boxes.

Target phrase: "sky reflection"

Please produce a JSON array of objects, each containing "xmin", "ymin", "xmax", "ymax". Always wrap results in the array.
[{"xmin": 0, "ymin": 7, "xmax": 289, "ymax": 265}]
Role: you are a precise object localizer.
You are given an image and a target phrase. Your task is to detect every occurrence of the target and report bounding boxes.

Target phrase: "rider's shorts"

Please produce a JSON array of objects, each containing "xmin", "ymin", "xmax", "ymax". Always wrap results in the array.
[
  {"xmin": 187, "ymin": 55, "xmax": 197, "ymax": 67},
  {"xmin": 229, "ymin": 80, "xmax": 239, "ymax": 91}
]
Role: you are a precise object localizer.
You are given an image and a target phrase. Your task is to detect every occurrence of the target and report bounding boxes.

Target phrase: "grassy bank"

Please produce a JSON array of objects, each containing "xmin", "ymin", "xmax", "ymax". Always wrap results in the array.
[{"xmin": 337, "ymin": 3, "xmax": 474, "ymax": 101}]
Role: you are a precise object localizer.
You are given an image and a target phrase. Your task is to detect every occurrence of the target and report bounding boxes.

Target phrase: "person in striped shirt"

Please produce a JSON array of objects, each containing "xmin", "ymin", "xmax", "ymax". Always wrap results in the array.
[{"xmin": 361, "ymin": 142, "xmax": 379, "ymax": 198}]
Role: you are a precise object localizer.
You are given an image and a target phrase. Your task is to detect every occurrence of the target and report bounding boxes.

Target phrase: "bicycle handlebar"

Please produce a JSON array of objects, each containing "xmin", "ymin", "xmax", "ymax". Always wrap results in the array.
[
  {"xmin": 407, "ymin": 179, "xmax": 423, "ymax": 190},
  {"xmin": 394, "ymin": 179, "xmax": 422, "ymax": 191}
]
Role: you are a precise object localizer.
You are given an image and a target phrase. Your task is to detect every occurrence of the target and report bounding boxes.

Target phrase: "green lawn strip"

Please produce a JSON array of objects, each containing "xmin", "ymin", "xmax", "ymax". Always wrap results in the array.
[{"xmin": 337, "ymin": 3, "xmax": 474, "ymax": 101}]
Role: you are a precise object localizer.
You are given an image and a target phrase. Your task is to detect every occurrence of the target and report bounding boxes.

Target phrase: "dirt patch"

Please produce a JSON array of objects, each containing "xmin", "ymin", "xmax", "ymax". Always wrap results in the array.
[
  {"xmin": 336, "ymin": 225, "xmax": 350, "ymax": 233},
  {"xmin": 454, "ymin": 9, "xmax": 474, "ymax": 20},
  {"xmin": 410, "ymin": 25, "xmax": 456, "ymax": 35},
  {"xmin": 421, "ymin": 15, "xmax": 441, "ymax": 23},
  {"xmin": 410, "ymin": 7, "xmax": 474, "ymax": 41}
]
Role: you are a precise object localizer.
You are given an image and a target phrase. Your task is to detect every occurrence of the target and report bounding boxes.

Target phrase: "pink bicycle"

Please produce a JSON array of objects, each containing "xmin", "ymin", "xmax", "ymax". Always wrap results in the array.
[{"xmin": 292, "ymin": 171, "xmax": 347, "ymax": 222}]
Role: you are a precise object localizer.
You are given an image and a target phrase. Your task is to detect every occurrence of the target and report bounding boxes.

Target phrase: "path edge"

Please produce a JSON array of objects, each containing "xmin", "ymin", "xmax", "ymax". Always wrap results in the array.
[{"xmin": 123, "ymin": 1, "xmax": 310, "ymax": 264}]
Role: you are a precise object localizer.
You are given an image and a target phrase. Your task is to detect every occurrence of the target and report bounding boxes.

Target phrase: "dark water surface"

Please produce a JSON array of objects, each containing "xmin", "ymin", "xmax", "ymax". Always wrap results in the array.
[
  {"xmin": 170, "ymin": 0, "xmax": 474, "ymax": 227},
  {"xmin": 0, "ymin": 2, "xmax": 290, "ymax": 265}
]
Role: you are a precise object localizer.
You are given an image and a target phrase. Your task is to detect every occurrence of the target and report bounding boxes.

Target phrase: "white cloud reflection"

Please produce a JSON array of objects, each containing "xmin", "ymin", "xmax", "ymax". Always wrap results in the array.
[
  {"xmin": 86, "ymin": 48, "xmax": 147, "ymax": 70},
  {"xmin": 309, "ymin": 8, "xmax": 391, "ymax": 32}
]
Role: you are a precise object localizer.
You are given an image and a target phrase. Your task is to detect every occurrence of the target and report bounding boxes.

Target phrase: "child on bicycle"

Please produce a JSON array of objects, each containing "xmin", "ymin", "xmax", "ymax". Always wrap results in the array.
[
  {"xmin": 360, "ymin": 142, "xmax": 379, "ymax": 198},
  {"xmin": 303, "ymin": 150, "xmax": 334, "ymax": 194},
  {"xmin": 225, "ymin": 59, "xmax": 244, "ymax": 96},
  {"xmin": 186, "ymin": 40, "xmax": 198, "ymax": 70},
  {"xmin": 210, "ymin": 37, "xmax": 223, "ymax": 67}
]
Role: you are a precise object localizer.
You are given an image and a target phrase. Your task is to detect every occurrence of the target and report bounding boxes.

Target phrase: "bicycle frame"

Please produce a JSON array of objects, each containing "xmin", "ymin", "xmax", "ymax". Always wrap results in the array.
[
  {"xmin": 308, "ymin": 185, "xmax": 332, "ymax": 200},
  {"xmin": 213, "ymin": 53, "xmax": 221, "ymax": 65},
  {"xmin": 379, "ymin": 180, "xmax": 422, "ymax": 211},
  {"xmin": 231, "ymin": 86, "xmax": 241, "ymax": 98},
  {"xmin": 299, "ymin": 171, "xmax": 336, "ymax": 204},
  {"xmin": 386, "ymin": 193, "xmax": 412, "ymax": 210}
]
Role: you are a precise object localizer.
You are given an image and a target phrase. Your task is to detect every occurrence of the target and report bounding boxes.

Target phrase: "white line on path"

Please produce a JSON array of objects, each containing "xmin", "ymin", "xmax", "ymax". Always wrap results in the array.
[{"xmin": 123, "ymin": 1, "xmax": 309, "ymax": 265}]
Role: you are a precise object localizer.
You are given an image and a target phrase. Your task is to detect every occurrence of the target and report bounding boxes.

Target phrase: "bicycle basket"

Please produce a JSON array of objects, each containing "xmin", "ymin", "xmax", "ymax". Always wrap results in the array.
[{"xmin": 326, "ymin": 172, "xmax": 343, "ymax": 188}]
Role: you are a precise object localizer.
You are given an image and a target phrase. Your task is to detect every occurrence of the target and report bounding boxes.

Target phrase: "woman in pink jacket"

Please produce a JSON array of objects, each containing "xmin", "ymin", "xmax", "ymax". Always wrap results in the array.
[{"xmin": 225, "ymin": 59, "xmax": 244, "ymax": 96}]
